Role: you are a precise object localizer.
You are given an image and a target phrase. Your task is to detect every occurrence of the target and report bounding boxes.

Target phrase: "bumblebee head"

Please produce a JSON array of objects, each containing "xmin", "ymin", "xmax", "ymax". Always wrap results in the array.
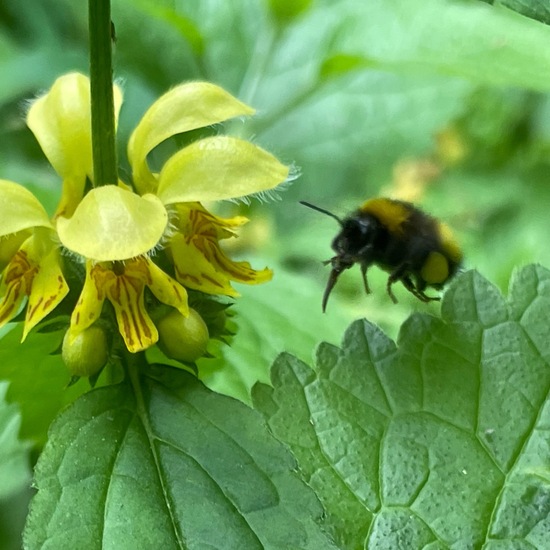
[
  {"xmin": 324, "ymin": 215, "xmax": 382, "ymax": 311},
  {"xmin": 300, "ymin": 201, "xmax": 379, "ymax": 312},
  {"xmin": 331, "ymin": 216, "xmax": 379, "ymax": 257}
]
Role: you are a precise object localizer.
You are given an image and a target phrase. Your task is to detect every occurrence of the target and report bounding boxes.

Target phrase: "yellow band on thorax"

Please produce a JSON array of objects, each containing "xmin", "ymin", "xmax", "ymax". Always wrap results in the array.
[{"xmin": 359, "ymin": 198, "xmax": 410, "ymax": 235}]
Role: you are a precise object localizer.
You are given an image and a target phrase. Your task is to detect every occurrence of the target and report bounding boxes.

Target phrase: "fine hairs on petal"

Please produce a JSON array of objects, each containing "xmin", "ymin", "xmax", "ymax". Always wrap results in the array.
[
  {"xmin": 22, "ymin": 97, "xmax": 38, "ymax": 118},
  {"xmin": 154, "ymin": 204, "xmax": 179, "ymax": 252},
  {"xmin": 22, "ymin": 83, "xmax": 52, "ymax": 115},
  {"xmin": 228, "ymin": 162, "xmax": 300, "ymax": 205},
  {"xmin": 114, "ymin": 75, "xmax": 127, "ymax": 90},
  {"xmin": 60, "ymin": 243, "xmax": 90, "ymax": 266}
]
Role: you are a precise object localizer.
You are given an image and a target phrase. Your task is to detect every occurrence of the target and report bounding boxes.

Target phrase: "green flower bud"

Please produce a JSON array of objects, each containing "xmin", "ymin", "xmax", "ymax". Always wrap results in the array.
[
  {"xmin": 62, "ymin": 325, "xmax": 108, "ymax": 377},
  {"xmin": 157, "ymin": 308, "xmax": 209, "ymax": 363}
]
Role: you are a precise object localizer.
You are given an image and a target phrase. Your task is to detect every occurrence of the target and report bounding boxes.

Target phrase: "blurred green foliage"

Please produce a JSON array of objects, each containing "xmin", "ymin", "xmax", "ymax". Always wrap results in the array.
[
  {"xmin": 1, "ymin": 0, "xmax": 550, "ymax": 325},
  {"xmin": 2, "ymin": 0, "xmax": 550, "ymax": 546}
]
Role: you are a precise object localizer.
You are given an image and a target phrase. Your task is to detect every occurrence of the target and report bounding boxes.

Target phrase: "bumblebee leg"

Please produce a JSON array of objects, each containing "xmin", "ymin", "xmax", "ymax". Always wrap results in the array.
[
  {"xmin": 401, "ymin": 275, "xmax": 440, "ymax": 303},
  {"xmin": 401, "ymin": 276, "xmax": 428, "ymax": 302},
  {"xmin": 360, "ymin": 263, "xmax": 371, "ymax": 295},
  {"xmin": 386, "ymin": 266, "xmax": 408, "ymax": 304}
]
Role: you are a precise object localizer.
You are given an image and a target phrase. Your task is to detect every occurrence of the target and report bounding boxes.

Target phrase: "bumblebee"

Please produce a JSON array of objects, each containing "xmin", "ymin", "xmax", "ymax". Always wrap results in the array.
[{"xmin": 300, "ymin": 198, "xmax": 463, "ymax": 312}]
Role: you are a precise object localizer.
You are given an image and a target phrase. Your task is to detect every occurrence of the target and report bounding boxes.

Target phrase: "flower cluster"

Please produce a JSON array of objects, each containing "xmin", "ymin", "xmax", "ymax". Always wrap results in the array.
[{"xmin": 0, "ymin": 73, "xmax": 288, "ymax": 359}]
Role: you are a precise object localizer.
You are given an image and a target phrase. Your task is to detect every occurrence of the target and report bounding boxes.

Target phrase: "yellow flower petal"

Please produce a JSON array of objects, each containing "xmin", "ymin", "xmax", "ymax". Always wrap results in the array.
[
  {"xmin": 27, "ymin": 73, "xmax": 123, "ymax": 217},
  {"xmin": 0, "ymin": 231, "xmax": 31, "ymax": 272},
  {"xmin": 71, "ymin": 260, "xmax": 158, "ymax": 353},
  {"xmin": 70, "ymin": 258, "xmax": 188, "ymax": 353},
  {"xmin": 0, "ymin": 180, "xmax": 52, "ymax": 236},
  {"xmin": 0, "ymin": 233, "xmax": 68, "ymax": 338},
  {"xmin": 128, "ymin": 82, "xmax": 255, "ymax": 195},
  {"xmin": 70, "ymin": 261, "xmax": 105, "ymax": 337},
  {"xmin": 54, "ymin": 175, "xmax": 88, "ymax": 220},
  {"xmin": 26, "ymin": 72, "xmax": 123, "ymax": 182},
  {"xmin": 0, "ymin": 245, "xmax": 34, "ymax": 329},
  {"xmin": 145, "ymin": 258, "xmax": 189, "ymax": 317},
  {"xmin": 170, "ymin": 233, "xmax": 236, "ymax": 296},
  {"xmin": 23, "ymin": 246, "xmax": 69, "ymax": 340},
  {"xmin": 105, "ymin": 265, "xmax": 158, "ymax": 354},
  {"xmin": 57, "ymin": 186, "xmax": 168, "ymax": 261},
  {"xmin": 169, "ymin": 232, "xmax": 272, "ymax": 296},
  {"xmin": 175, "ymin": 203, "xmax": 248, "ymax": 240},
  {"xmin": 157, "ymin": 137, "xmax": 289, "ymax": 205}
]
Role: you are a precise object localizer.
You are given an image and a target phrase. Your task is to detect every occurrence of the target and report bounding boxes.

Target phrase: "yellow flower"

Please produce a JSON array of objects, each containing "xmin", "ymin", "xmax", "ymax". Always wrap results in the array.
[
  {"xmin": 21, "ymin": 72, "xmax": 288, "ymax": 352},
  {"xmin": 123, "ymin": 79, "xmax": 288, "ymax": 297},
  {"xmin": 169, "ymin": 203, "xmax": 271, "ymax": 296},
  {"xmin": 0, "ymin": 180, "xmax": 68, "ymax": 339},
  {"xmin": 69, "ymin": 257, "xmax": 188, "ymax": 354}
]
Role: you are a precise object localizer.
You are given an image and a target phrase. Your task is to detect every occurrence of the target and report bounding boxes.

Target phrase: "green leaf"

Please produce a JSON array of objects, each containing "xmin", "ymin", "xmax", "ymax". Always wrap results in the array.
[
  {"xmin": 334, "ymin": 0, "xmax": 550, "ymax": 92},
  {"xmin": 24, "ymin": 370, "xmax": 336, "ymax": 549},
  {"xmin": 267, "ymin": 0, "xmax": 312, "ymax": 22},
  {"xmin": 0, "ymin": 381, "xmax": 31, "ymax": 499},
  {"xmin": 496, "ymin": 0, "xmax": 550, "ymax": 25},
  {"xmin": 130, "ymin": 1, "xmax": 205, "ymax": 55},
  {"xmin": 253, "ymin": 266, "xmax": 550, "ymax": 548},
  {"xmin": 0, "ymin": 325, "xmax": 87, "ymax": 446}
]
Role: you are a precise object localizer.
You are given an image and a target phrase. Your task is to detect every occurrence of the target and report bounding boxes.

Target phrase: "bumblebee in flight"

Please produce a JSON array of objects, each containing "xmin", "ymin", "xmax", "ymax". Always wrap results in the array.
[{"xmin": 300, "ymin": 198, "xmax": 463, "ymax": 312}]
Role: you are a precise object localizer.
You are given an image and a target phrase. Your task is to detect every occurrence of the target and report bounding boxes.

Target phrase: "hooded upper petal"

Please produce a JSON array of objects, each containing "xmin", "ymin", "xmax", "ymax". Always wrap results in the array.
[
  {"xmin": 26, "ymin": 73, "xmax": 123, "ymax": 217},
  {"xmin": 0, "ymin": 180, "xmax": 52, "ymax": 236},
  {"xmin": 27, "ymin": 72, "xmax": 123, "ymax": 181},
  {"xmin": 56, "ymin": 185, "xmax": 168, "ymax": 261},
  {"xmin": 157, "ymin": 136, "xmax": 289, "ymax": 205},
  {"xmin": 128, "ymin": 82, "xmax": 255, "ymax": 195}
]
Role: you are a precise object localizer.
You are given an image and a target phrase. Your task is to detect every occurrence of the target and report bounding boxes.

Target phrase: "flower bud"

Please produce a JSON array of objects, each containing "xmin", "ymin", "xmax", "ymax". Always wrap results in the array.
[
  {"xmin": 62, "ymin": 325, "xmax": 108, "ymax": 377},
  {"xmin": 157, "ymin": 308, "xmax": 209, "ymax": 363}
]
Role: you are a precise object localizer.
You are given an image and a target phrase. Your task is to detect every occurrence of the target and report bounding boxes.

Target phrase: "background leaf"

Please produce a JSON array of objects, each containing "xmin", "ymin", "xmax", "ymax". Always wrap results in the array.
[
  {"xmin": 331, "ymin": 0, "xmax": 550, "ymax": 91},
  {"xmin": 4, "ymin": 0, "xmax": 550, "ymax": 339},
  {"xmin": 491, "ymin": 0, "xmax": 550, "ymax": 25},
  {"xmin": 0, "ymin": 325, "xmax": 88, "ymax": 446},
  {"xmin": 24, "ymin": 369, "xmax": 336, "ymax": 549},
  {"xmin": 0, "ymin": 381, "xmax": 30, "ymax": 499},
  {"xmin": 0, "ymin": 381, "xmax": 32, "ymax": 550},
  {"xmin": 253, "ymin": 265, "xmax": 550, "ymax": 548}
]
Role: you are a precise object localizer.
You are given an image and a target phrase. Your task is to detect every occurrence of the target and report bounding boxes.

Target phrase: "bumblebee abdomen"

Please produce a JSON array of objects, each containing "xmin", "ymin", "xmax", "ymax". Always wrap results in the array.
[
  {"xmin": 420, "ymin": 251, "xmax": 450, "ymax": 284},
  {"xmin": 437, "ymin": 221, "xmax": 463, "ymax": 266},
  {"xmin": 362, "ymin": 199, "xmax": 462, "ymax": 283}
]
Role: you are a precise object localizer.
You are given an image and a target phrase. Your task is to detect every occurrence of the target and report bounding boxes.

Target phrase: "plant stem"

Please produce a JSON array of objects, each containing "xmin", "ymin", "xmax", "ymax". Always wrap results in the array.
[{"xmin": 89, "ymin": 0, "xmax": 118, "ymax": 186}]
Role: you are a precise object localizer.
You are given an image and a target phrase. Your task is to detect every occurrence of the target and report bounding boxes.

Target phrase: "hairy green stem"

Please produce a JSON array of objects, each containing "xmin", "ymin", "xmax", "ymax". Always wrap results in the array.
[{"xmin": 89, "ymin": 0, "xmax": 118, "ymax": 186}]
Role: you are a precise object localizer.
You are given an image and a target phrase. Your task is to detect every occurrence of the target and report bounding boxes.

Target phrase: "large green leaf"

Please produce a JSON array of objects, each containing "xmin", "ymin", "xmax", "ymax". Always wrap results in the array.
[
  {"xmin": 24, "ymin": 369, "xmax": 336, "ymax": 549},
  {"xmin": 253, "ymin": 265, "xmax": 550, "ymax": 548}
]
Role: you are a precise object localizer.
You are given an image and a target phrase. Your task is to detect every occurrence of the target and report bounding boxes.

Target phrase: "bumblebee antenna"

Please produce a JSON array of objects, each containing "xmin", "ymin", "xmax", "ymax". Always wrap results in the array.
[{"xmin": 299, "ymin": 201, "xmax": 343, "ymax": 225}]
